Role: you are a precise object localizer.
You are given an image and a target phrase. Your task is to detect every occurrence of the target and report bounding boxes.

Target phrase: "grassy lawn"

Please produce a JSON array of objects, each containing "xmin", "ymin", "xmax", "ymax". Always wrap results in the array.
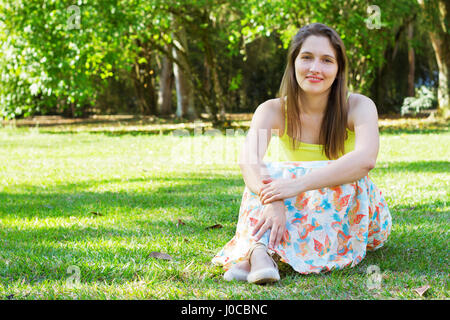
[{"xmin": 0, "ymin": 117, "xmax": 448, "ymax": 299}]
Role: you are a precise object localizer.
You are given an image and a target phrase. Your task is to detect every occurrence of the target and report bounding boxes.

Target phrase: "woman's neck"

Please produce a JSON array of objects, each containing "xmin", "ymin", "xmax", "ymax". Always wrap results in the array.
[{"xmin": 298, "ymin": 91, "xmax": 330, "ymax": 116}]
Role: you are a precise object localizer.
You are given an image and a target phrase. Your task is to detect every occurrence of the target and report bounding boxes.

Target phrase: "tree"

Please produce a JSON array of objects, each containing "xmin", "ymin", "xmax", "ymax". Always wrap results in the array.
[{"xmin": 417, "ymin": 0, "xmax": 450, "ymax": 118}]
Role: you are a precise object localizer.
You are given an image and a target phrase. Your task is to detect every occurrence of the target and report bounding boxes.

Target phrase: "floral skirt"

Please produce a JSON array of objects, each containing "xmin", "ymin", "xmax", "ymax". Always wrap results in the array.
[{"xmin": 212, "ymin": 161, "xmax": 392, "ymax": 274}]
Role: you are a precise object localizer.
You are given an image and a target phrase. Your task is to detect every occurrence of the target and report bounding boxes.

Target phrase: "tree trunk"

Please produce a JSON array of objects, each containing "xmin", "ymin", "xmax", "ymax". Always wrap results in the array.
[
  {"xmin": 158, "ymin": 54, "xmax": 174, "ymax": 116},
  {"xmin": 172, "ymin": 26, "xmax": 197, "ymax": 120},
  {"xmin": 407, "ymin": 22, "xmax": 415, "ymax": 97},
  {"xmin": 212, "ymin": 62, "xmax": 226, "ymax": 121},
  {"xmin": 132, "ymin": 62, "xmax": 156, "ymax": 115},
  {"xmin": 429, "ymin": 32, "xmax": 450, "ymax": 117},
  {"xmin": 130, "ymin": 40, "xmax": 157, "ymax": 115},
  {"xmin": 418, "ymin": 0, "xmax": 450, "ymax": 118},
  {"xmin": 203, "ymin": 36, "xmax": 226, "ymax": 125},
  {"xmin": 199, "ymin": 51, "xmax": 218, "ymax": 123}
]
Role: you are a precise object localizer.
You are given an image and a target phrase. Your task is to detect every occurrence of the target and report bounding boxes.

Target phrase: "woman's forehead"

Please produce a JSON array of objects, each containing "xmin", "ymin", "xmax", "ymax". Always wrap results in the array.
[{"xmin": 299, "ymin": 35, "xmax": 336, "ymax": 58}]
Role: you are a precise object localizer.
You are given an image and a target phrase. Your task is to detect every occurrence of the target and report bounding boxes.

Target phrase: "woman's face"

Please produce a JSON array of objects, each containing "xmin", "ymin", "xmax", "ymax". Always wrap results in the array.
[{"xmin": 294, "ymin": 35, "xmax": 339, "ymax": 95}]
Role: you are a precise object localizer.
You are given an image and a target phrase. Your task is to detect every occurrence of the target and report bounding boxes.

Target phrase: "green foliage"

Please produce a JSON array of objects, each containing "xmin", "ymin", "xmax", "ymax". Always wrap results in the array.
[
  {"xmin": 401, "ymin": 86, "xmax": 437, "ymax": 116},
  {"xmin": 1, "ymin": 1, "xmax": 111, "ymax": 117},
  {"xmin": 0, "ymin": 0, "xmax": 441, "ymax": 118},
  {"xmin": 0, "ymin": 0, "xmax": 169, "ymax": 119}
]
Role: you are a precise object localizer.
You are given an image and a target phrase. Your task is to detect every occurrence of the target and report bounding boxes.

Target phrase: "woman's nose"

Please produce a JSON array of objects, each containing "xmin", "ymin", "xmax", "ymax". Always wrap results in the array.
[{"xmin": 309, "ymin": 59, "xmax": 320, "ymax": 73}]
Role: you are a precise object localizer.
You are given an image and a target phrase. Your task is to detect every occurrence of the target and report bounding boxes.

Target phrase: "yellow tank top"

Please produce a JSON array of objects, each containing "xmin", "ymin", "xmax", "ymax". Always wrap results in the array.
[{"xmin": 265, "ymin": 101, "xmax": 355, "ymax": 162}]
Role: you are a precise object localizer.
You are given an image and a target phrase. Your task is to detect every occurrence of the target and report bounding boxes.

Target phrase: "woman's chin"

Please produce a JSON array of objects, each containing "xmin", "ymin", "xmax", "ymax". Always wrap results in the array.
[{"xmin": 300, "ymin": 86, "xmax": 329, "ymax": 95}]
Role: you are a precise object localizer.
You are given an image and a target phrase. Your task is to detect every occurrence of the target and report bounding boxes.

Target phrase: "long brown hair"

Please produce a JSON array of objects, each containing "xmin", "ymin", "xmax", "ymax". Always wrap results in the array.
[{"xmin": 278, "ymin": 23, "xmax": 349, "ymax": 160}]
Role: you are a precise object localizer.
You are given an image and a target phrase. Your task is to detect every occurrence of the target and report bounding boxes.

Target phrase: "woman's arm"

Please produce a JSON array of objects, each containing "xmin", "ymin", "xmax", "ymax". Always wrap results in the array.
[
  {"xmin": 259, "ymin": 95, "xmax": 380, "ymax": 204},
  {"xmin": 239, "ymin": 99, "xmax": 280, "ymax": 194},
  {"xmin": 240, "ymin": 99, "xmax": 288, "ymax": 248}
]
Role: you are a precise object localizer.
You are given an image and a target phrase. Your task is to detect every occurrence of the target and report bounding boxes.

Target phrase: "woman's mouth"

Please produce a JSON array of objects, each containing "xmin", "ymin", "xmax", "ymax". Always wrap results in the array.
[{"xmin": 306, "ymin": 76, "xmax": 323, "ymax": 83}]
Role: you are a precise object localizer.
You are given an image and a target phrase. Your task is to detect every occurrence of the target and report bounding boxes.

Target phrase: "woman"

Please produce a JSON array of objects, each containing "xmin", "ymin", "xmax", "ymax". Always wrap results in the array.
[{"xmin": 212, "ymin": 23, "xmax": 392, "ymax": 284}]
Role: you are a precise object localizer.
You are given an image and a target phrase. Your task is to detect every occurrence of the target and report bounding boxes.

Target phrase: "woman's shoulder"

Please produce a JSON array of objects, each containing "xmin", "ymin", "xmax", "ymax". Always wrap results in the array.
[
  {"xmin": 253, "ymin": 98, "xmax": 284, "ymax": 131},
  {"xmin": 257, "ymin": 97, "xmax": 284, "ymax": 113},
  {"xmin": 348, "ymin": 92, "xmax": 375, "ymax": 105},
  {"xmin": 347, "ymin": 93, "xmax": 377, "ymax": 131}
]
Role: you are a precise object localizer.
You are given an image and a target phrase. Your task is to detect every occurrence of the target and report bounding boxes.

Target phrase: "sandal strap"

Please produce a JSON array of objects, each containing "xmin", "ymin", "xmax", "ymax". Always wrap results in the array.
[
  {"xmin": 244, "ymin": 243, "xmax": 265, "ymax": 264},
  {"xmin": 245, "ymin": 243, "xmax": 278, "ymax": 270}
]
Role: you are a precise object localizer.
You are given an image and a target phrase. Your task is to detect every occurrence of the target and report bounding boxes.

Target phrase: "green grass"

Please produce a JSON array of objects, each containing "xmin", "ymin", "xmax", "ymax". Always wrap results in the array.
[{"xmin": 0, "ymin": 120, "xmax": 449, "ymax": 300}]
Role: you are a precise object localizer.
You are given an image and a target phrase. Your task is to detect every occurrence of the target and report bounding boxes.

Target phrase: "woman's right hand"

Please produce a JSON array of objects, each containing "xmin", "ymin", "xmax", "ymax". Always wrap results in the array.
[{"xmin": 251, "ymin": 200, "xmax": 286, "ymax": 250}]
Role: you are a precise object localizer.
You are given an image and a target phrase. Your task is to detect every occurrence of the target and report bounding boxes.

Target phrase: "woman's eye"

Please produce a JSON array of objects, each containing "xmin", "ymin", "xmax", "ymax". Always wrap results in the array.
[
  {"xmin": 323, "ymin": 59, "xmax": 333, "ymax": 63},
  {"xmin": 302, "ymin": 56, "xmax": 312, "ymax": 60}
]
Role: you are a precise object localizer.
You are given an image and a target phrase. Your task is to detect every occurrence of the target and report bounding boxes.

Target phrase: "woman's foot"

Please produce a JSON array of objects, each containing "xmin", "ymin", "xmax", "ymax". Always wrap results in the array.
[
  {"xmin": 223, "ymin": 259, "xmax": 251, "ymax": 281},
  {"xmin": 247, "ymin": 244, "xmax": 280, "ymax": 284}
]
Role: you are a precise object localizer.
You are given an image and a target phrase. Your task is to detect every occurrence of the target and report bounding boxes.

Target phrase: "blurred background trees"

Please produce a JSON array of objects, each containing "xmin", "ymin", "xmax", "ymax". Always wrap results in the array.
[{"xmin": 0, "ymin": 0, "xmax": 448, "ymax": 122}]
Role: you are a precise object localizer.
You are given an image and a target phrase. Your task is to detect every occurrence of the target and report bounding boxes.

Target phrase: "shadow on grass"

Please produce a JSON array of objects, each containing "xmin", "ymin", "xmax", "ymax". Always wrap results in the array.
[
  {"xmin": 1, "ymin": 196, "xmax": 236, "ymax": 286},
  {"xmin": 0, "ymin": 175, "xmax": 244, "ymax": 287},
  {"xmin": 379, "ymin": 123, "xmax": 449, "ymax": 135},
  {"xmin": 1, "ymin": 218, "xmax": 232, "ymax": 283},
  {"xmin": 373, "ymin": 160, "xmax": 450, "ymax": 173},
  {"xmin": 0, "ymin": 174, "xmax": 244, "ymax": 216}
]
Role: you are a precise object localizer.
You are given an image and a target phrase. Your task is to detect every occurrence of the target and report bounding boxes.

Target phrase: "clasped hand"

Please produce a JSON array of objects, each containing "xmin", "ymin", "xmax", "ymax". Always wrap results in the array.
[
  {"xmin": 258, "ymin": 178, "xmax": 300, "ymax": 205},
  {"xmin": 251, "ymin": 178, "xmax": 301, "ymax": 249},
  {"xmin": 251, "ymin": 199, "xmax": 286, "ymax": 250}
]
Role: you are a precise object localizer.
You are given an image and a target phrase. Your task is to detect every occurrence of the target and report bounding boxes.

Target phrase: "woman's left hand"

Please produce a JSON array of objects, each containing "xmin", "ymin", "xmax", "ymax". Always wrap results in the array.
[{"xmin": 258, "ymin": 178, "xmax": 302, "ymax": 205}]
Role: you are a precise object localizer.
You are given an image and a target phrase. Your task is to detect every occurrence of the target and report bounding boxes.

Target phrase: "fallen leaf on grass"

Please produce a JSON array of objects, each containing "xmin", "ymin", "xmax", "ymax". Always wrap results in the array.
[
  {"xmin": 89, "ymin": 211, "xmax": 103, "ymax": 216},
  {"xmin": 205, "ymin": 224, "xmax": 223, "ymax": 230},
  {"xmin": 148, "ymin": 251, "xmax": 173, "ymax": 261},
  {"xmin": 414, "ymin": 285, "xmax": 430, "ymax": 296},
  {"xmin": 176, "ymin": 219, "xmax": 185, "ymax": 227}
]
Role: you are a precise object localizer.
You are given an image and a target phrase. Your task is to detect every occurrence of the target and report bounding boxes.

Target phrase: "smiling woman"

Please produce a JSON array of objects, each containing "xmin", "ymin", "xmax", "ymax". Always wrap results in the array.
[{"xmin": 212, "ymin": 23, "xmax": 392, "ymax": 285}]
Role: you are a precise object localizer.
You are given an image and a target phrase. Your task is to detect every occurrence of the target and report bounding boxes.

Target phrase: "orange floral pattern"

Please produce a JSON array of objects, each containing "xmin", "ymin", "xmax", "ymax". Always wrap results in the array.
[{"xmin": 212, "ymin": 161, "xmax": 392, "ymax": 274}]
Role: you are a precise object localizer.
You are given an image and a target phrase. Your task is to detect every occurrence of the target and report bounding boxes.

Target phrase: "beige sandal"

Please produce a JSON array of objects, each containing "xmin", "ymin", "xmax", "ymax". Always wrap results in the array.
[
  {"xmin": 223, "ymin": 266, "xmax": 249, "ymax": 282},
  {"xmin": 246, "ymin": 243, "xmax": 280, "ymax": 284}
]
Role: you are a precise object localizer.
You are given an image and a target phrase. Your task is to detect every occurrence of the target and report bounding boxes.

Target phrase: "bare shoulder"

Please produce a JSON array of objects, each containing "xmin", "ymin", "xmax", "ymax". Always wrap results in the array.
[
  {"xmin": 347, "ymin": 93, "xmax": 378, "ymax": 130},
  {"xmin": 251, "ymin": 98, "xmax": 284, "ymax": 131}
]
